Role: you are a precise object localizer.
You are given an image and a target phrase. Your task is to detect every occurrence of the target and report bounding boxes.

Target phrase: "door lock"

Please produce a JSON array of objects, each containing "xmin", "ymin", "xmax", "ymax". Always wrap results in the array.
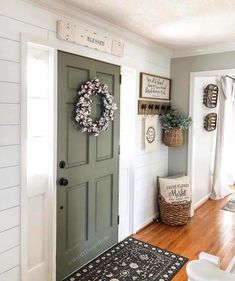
[{"xmin": 59, "ymin": 177, "xmax": 69, "ymax": 186}]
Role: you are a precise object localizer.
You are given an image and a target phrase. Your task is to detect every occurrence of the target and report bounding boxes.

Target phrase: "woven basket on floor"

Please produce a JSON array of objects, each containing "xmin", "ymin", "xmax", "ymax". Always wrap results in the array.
[
  {"xmin": 158, "ymin": 195, "xmax": 191, "ymax": 226},
  {"xmin": 163, "ymin": 128, "xmax": 183, "ymax": 147}
]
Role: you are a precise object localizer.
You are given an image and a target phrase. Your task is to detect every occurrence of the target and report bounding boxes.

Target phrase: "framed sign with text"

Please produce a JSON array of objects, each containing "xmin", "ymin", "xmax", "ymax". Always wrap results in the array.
[{"xmin": 140, "ymin": 72, "xmax": 171, "ymax": 101}]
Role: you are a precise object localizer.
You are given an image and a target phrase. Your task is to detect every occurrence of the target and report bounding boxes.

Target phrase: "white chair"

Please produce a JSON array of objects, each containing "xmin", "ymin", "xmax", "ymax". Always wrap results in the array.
[{"xmin": 187, "ymin": 252, "xmax": 235, "ymax": 281}]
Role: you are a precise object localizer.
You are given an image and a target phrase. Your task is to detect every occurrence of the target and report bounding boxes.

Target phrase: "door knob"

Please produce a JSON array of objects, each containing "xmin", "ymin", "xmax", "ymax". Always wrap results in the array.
[
  {"xmin": 59, "ymin": 177, "xmax": 68, "ymax": 186},
  {"xmin": 59, "ymin": 160, "xmax": 66, "ymax": 169}
]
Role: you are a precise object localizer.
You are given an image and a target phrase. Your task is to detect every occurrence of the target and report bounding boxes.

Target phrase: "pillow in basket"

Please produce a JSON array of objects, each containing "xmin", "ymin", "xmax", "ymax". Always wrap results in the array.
[{"xmin": 159, "ymin": 175, "xmax": 191, "ymax": 204}]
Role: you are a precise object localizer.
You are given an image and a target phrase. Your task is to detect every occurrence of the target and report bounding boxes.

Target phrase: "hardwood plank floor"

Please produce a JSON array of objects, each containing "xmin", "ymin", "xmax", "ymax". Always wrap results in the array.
[{"xmin": 134, "ymin": 196, "xmax": 235, "ymax": 281}]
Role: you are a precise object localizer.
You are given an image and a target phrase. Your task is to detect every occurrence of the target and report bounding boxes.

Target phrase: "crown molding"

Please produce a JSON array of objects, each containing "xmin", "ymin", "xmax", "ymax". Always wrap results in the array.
[
  {"xmin": 23, "ymin": 0, "xmax": 173, "ymax": 58},
  {"xmin": 173, "ymin": 41, "xmax": 235, "ymax": 58},
  {"xmin": 23, "ymin": 0, "xmax": 235, "ymax": 59}
]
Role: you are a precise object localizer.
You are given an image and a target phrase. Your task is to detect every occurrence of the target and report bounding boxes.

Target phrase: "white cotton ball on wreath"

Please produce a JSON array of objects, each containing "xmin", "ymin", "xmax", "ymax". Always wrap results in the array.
[{"xmin": 74, "ymin": 78, "xmax": 117, "ymax": 136}]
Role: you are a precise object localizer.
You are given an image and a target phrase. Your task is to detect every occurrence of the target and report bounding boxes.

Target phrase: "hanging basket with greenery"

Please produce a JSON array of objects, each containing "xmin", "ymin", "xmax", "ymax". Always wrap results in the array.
[{"xmin": 160, "ymin": 108, "xmax": 192, "ymax": 147}]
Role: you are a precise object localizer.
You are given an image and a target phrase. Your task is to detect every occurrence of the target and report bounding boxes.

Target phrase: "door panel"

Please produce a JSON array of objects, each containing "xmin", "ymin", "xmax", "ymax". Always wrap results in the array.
[
  {"xmin": 95, "ymin": 175, "xmax": 113, "ymax": 232},
  {"xmin": 67, "ymin": 104, "xmax": 89, "ymax": 166},
  {"xmin": 96, "ymin": 72, "xmax": 114, "ymax": 93},
  {"xmin": 68, "ymin": 68, "xmax": 90, "ymax": 90},
  {"xmin": 57, "ymin": 51, "xmax": 120, "ymax": 281},
  {"xmin": 67, "ymin": 183, "xmax": 88, "ymax": 248},
  {"xmin": 96, "ymin": 124, "xmax": 113, "ymax": 161}
]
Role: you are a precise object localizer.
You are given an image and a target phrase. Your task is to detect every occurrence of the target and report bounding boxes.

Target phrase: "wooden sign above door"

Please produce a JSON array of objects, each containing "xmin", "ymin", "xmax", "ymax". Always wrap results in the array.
[{"xmin": 57, "ymin": 20, "xmax": 124, "ymax": 57}]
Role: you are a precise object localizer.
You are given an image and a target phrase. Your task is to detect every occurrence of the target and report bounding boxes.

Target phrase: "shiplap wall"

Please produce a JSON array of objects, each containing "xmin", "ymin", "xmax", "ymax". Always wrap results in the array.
[
  {"xmin": 0, "ymin": 20, "xmax": 21, "ymax": 281},
  {"xmin": 133, "ymin": 116, "xmax": 168, "ymax": 231},
  {"xmin": 0, "ymin": 4, "xmax": 49, "ymax": 280},
  {"xmin": 0, "ymin": 0, "xmax": 170, "ymax": 280}
]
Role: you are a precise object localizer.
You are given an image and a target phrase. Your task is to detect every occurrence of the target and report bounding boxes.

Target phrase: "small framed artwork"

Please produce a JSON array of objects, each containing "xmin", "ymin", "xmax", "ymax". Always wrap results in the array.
[{"xmin": 140, "ymin": 72, "xmax": 171, "ymax": 101}]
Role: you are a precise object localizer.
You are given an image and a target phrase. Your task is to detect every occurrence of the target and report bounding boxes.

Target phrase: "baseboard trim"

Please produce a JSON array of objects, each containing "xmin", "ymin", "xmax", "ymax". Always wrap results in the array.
[
  {"xmin": 194, "ymin": 194, "xmax": 211, "ymax": 211},
  {"xmin": 134, "ymin": 213, "xmax": 159, "ymax": 234}
]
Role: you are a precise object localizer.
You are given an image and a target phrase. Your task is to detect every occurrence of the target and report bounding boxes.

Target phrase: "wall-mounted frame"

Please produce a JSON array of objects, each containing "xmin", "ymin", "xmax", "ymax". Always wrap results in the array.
[{"xmin": 140, "ymin": 72, "xmax": 171, "ymax": 100}]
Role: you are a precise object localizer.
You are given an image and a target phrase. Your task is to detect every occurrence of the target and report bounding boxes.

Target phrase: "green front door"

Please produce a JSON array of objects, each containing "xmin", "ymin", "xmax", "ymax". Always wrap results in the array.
[{"xmin": 56, "ymin": 51, "xmax": 120, "ymax": 281}]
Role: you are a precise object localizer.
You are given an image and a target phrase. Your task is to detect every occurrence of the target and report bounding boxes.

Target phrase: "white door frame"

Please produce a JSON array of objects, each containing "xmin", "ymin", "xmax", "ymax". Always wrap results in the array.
[
  {"xmin": 21, "ymin": 33, "xmax": 136, "ymax": 281},
  {"xmin": 188, "ymin": 68, "xmax": 235, "ymax": 216}
]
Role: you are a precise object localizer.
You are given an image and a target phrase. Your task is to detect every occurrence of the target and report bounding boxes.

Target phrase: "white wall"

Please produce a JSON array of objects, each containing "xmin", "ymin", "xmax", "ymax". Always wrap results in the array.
[
  {"xmin": 0, "ymin": 0, "xmax": 170, "ymax": 280},
  {"xmin": 133, "ymin": 116, "xmax": 168, "ymax": 231}
]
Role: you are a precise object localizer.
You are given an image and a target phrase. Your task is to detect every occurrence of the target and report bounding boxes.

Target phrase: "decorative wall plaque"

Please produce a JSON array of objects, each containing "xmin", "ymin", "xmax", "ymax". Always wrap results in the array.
[
  {"xmin": 57, "ymin": 20, "xmax": 124, "ymax": 57},
  {"xmin": 204, "ymin": 113, "xmax": 217, "ymax": 131},
  {"xmin": 203, "ymin": 84, "xmax": 219, "ymax": 108},
  {"xmin": 140, "ymin": 73, "xmax": 171, "ymax": 100},
  {"xmin": 146, "ymin": 126, "xmax": 156, "ymax": 144},
  {"xmin": 145, "ymin": 117, "xmax": 157, "ymax": 151}
]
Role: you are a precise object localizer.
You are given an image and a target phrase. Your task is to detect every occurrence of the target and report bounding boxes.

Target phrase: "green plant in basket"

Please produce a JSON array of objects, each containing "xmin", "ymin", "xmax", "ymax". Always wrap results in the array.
[
  {"xmin": 160, "ymin": 108, "xmax": 192, "ymax": 147},
  {"xmin": 160, "ymin": 108, "xmax": 192, "ymax": 132}
]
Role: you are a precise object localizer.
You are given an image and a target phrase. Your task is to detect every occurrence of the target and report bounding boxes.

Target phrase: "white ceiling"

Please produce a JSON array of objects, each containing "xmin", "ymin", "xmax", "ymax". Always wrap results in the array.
[{"xmin": 52, "ymin": 0, "xmax": 235, "ymax": 50}]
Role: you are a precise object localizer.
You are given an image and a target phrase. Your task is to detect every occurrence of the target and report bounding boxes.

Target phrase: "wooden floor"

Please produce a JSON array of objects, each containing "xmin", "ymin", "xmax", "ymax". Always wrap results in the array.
[{"xmin": 134, "ymin": 196, "xmax": 235, "ymax": 281}]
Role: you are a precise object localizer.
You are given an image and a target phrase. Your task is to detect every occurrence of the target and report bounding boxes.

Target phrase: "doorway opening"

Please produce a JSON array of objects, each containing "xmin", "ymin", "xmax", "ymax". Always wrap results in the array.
[
  {"xmin": 21, "ymin": 40, "xmax": 136, "ymax": 281},
  {"xmin": 188, "ymin": 69, "xmax": 235, "ymax": 214}
]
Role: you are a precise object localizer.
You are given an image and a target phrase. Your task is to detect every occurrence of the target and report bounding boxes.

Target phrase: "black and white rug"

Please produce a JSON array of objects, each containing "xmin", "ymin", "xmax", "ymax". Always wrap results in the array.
[
  {"xmin": 222, "ymin": 200, "xmax": 235, "ymax": 213},
  {"xmin": 64, "ymin": 237, "xmax": 188, "ymax": 281}
]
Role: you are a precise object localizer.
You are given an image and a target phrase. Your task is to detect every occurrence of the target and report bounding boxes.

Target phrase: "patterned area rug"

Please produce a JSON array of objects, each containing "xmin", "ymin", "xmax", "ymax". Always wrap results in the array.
[
  {"xmin": 222, "ymin": 200, "xmax": 235, "ymax": 213},
  {"xmin": 64, "ymin": 237, "xmax": 188, "ymax": 281}
]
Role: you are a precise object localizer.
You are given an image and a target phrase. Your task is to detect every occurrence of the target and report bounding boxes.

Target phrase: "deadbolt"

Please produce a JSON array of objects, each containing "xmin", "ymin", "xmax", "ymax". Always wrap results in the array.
[{"xmin": 59, "ymin": 160, "xmax": 66, "ymax": 169}]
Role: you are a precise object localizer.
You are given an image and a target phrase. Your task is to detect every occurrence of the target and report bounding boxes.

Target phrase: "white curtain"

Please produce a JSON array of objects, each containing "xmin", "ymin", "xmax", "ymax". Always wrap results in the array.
[{"xmin": 211, "ymin": 76, "xmax": 235, "ymax": 199}]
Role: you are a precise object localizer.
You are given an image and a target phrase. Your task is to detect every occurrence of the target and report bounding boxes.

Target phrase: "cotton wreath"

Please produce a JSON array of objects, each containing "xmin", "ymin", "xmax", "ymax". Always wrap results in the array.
[{"xmin": 75, "ymin": 78, "xmax": 117, "ymax": 136}]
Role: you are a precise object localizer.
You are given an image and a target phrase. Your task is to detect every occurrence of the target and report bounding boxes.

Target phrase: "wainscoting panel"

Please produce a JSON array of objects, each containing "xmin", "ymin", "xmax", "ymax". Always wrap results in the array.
[
  {"xmin": 0, "ymin": 226, "xmax": 20, "ymax": 253},
  {"xmin": 0, "ymin": 186, "xmax": 20, "ymax": 211},
  {"xmin": 0, "ymin": 104, "xmax": 20, "ymax": 125},
  {"xmin": 0, "ymin": 82, "xmax": 20, "ymax": 103},
  {"xmin": 0, "ymin": 145, "xmax": 20, "ymax": 168},
  {"xmin": 0, "ymin": 38, "xmax": 20, "ymax": 63},
  {"xmin": 0, "ymin": 15, "xmax": 48, "ymax": 42},
  {"xmin": 0, "ymin": 166, "xmax": 20, "ymax": 190},
  {"xmin": 0, "ymin": 125, "xmax": 20, "ymax": 146},
  {"xmin": 0, "ymin": 246, "xmax": 20, "ymax": 273},
  {"xmin": 0, "ymin": 266, "xmax": 20, "ymax": 281},
  {"xmin": 0, "ymin": 207, "xmax": 20, "ymax": 232},
  {"xmin": 0, "ymin": 61, "xmax": 20, "ymax": 83}
]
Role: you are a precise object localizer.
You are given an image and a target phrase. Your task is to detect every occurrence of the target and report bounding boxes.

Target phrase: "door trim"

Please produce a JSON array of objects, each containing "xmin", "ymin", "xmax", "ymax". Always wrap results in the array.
[
  {"xmin": 21, "ymin": 33, "xmax": 135, "ymax": 281},
  {"xmin": 188, "ymin": 68, "xmax": 235, "ymax": 217},
  {"xmin": 21, "ymin": 38, "xmax": 57, "ymax": 281}
]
